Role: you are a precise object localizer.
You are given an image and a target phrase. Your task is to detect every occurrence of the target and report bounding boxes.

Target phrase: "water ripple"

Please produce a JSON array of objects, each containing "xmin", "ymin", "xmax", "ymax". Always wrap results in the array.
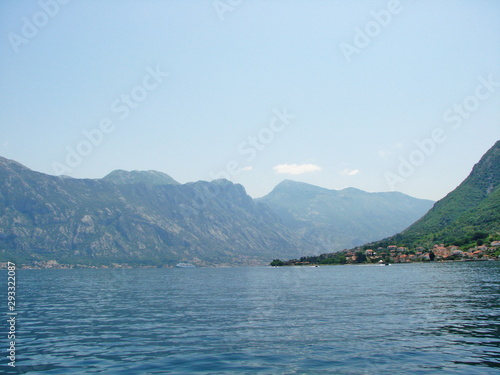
[{"xmin": 1, "ymin": 262, "xmax": 499, "ymax": 374}]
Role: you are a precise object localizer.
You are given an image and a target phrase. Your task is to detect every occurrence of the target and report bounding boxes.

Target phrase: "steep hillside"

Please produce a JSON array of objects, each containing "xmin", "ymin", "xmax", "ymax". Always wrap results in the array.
[{"xmin": 386, "ymin": 139, "xmax": 500, "ymax": 248}]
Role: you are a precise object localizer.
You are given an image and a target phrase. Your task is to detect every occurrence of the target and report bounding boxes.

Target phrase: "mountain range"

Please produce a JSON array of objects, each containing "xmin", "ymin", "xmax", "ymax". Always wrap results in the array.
[
  {"xmin": 0, "ymin": 157, "xmax": 309, "ymax": 266},
  {"xmin": 0, "ymin": 155, "xmax": 436, "ymax": 266},
  {"xmin": 256, "ymin": 181, "xmax": 433, "ymax": 251},
  {"xmin": 287, "ymin": 139, "xmax": 500, "ymax": 262}
]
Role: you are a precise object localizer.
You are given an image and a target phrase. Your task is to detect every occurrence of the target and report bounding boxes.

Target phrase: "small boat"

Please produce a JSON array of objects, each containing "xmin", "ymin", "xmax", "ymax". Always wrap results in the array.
[{"xmin": 176, "ymin": 262, "xmax": 196, "ymax": 268}]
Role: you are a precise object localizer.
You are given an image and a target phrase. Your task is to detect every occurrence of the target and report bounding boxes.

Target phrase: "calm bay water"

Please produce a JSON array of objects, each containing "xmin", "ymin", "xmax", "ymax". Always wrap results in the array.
[{"xmin": 2, "ymin": 262, "xmax": 500, "ymax": 374}]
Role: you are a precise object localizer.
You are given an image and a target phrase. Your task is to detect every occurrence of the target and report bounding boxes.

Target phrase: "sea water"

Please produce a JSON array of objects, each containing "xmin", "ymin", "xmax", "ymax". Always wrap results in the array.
[{"xmin": 2, "ymin": 262, "xmax": 500, "ymax": 374}]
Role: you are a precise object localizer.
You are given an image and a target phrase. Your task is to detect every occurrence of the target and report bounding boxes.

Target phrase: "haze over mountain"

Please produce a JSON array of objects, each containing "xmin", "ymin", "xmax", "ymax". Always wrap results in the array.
[
  {"xmin": 256, "ymin": 181, "xmax": 434, "ymax": 251},
  {"xmin": 0, "ymin": 156, "xmax": 312, "ymax": 266}
]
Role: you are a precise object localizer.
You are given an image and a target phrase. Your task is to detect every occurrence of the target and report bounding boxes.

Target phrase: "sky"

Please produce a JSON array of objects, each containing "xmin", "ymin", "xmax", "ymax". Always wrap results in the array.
[{"xmin": 0, "ymin": 0, "xmax": 499, "ymax": 201}]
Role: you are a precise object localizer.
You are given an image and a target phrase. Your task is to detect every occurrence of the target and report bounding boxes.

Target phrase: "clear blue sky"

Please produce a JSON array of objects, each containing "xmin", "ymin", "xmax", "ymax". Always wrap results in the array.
[{"xmin": 1, "ymin": 0, "xmax": 499, "ymax": 200}]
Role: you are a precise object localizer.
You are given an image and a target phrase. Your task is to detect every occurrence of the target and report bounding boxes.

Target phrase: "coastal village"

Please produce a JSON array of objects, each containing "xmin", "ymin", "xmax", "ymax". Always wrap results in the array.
[
  {"xmin": 281, "ymin": 240, "xmax": 500, "ymax": 266},
  {"xmin": 354, "ymin": 241, "xmax": 500, "ymax": 263},
  {"xmin": 3, "ymin": 242, "xmax": 500, "ymax": 269}
]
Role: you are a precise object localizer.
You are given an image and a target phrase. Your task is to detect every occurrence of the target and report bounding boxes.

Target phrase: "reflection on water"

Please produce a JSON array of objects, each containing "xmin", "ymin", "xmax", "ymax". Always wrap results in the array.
[{"xmin": 1, "ymin": 261, "xmax": 499, "ymax": 374}]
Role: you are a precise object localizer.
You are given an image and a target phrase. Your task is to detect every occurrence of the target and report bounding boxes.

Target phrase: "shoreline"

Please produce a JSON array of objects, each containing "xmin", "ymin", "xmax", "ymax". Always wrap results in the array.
[{"xmin": 0, "ymin": 257, "xmax": 498, "ymax": 270}]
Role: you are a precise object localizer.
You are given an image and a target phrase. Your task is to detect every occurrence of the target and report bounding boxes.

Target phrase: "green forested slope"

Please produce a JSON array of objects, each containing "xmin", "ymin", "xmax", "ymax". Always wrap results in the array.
[{"xmin": 368, "ymin": 140, "xmax": 500, "ymax": 249}]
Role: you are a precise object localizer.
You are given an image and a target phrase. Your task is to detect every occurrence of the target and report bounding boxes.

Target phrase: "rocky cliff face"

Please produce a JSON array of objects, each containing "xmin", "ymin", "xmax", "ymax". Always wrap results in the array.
[{"xmin": 0, "ymin": 157, "xmax": 310, "ymax": 266}]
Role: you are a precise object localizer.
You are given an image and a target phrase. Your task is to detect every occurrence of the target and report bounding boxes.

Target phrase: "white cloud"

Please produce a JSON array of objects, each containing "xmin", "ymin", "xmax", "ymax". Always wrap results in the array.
[
  {"xmin": 340, "ymin": 168, "xmax": 360, "ymax": 176},
  {"xmin": 273, "ymin": 163, "xmax": 322, "ymax": 175},
  {"xmin": 242, "ymin": 166, "xmax": 253, "ymax": 171}
]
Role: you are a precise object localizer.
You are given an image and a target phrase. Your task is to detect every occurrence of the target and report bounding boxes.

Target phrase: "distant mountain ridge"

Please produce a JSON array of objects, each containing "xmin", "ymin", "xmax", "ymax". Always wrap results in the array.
[
  {"xmin": 0, "ymin": 156, "xmax": 311, "ymax": 266},
  {"xmin": 103, "ymin": 170, "xmax": 180, "ymax": 185},
  {"xmin": 0, "ymin": 154, "xmax": 446, "ymax": 267},
  {"xmin": 256, "ymin": 180, "xmax": 434, "ymax": 251},
  {"xmin": 285, "ymin": 140, "xmax": 500, "ymax": 261}
]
